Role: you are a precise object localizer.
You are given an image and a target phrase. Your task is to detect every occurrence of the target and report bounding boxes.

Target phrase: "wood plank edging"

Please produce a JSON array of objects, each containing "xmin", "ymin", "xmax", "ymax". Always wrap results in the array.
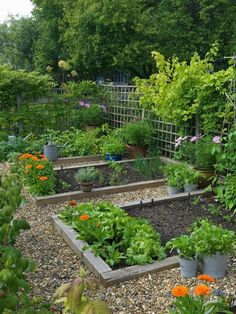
[
  {"xmin": 52, "ymin": 215, "xmax": 179, "ymax": 286},
  {"xmin": 52, "ymin": 215, "xmax": 111, "ymax": 277},
  {"xmin": 36, "ymin": 179, "xmax": 166, "ymax": 206}
]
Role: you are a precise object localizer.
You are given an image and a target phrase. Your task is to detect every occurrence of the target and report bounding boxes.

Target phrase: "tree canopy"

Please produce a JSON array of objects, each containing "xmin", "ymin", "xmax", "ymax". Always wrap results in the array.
[{"xmin": 0, "ymin": 0, "xmax": 235, "ymax": 80}]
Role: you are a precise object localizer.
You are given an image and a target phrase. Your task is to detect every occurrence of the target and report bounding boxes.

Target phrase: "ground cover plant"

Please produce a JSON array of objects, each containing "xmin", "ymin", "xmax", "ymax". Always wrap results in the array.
[{"xmin": 59, "ymin": 201, "xmax": 166, "ymax": 267}]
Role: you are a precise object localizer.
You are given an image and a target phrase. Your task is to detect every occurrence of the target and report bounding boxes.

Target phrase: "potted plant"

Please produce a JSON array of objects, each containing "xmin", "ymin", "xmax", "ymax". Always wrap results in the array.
[
  {"xmin": 162, "ymin": 163, "xmax": 185, "ymax": 195},
  {"xmin": 75, "ymin": 166, "xmax": 103, "ymax": 192},
  {"xmin": 123, "ymin": 120, "xmax": 153, "ymax": 158},
  {"xmin": 101, "ymin": 137, "xmax": 126, "ymax": 161},
  {"xmin": 166, "ymin": 234, "xmax": 198, "ymax": 277},
  {"xmin": 182, "ymin": 165, "xmax": 202, "ymax": 193},
  {"xmin": 191, "ymin": 219, "xmax": 236, "ymax": 278}
]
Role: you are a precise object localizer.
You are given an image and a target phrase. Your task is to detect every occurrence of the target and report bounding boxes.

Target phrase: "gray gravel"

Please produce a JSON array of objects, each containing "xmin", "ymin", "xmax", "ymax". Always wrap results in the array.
[{"xmin": 0, "ymin": 159, "xmax": 232, "ymax": 313}]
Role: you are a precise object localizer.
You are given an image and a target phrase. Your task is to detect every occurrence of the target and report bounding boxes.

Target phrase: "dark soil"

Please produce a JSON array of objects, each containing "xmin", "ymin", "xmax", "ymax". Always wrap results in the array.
[
  {"xmin": 125, "ymin": 195, "xmax": 236, "ymax": 247},
  {"xmin": 55, "ymin": 161, "xmax": 164, "ymax": 193}
]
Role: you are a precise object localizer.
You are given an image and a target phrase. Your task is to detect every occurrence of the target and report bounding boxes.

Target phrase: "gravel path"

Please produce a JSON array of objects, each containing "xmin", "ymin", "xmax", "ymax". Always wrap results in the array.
[{"xmin": 1, "ymin": 158, "xmax": 232, "ymax": 313}]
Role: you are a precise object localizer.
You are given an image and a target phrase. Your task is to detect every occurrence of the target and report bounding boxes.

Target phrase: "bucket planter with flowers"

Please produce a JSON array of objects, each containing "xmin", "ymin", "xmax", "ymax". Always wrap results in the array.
[
  {"xmin": 162, "ymin": 163, "xmax": 185, "ymax": 195},
  {"xmin": 75, "ymin": 166, "xmax": 103, "ymax": 192},
  {"xmin": 101, "ymin": 137, "xmax": 126, "ymax": 161},
  {"xmin": 191, "ymin": 219, "xmax": 236, "ymax": 278},
  {"xmin": 166, "ymin": 234, "xmax": 198, "ymax": 278},
  {"xmin": 124, "ymin": 120, "xmax": 153, "ymax": 158}
]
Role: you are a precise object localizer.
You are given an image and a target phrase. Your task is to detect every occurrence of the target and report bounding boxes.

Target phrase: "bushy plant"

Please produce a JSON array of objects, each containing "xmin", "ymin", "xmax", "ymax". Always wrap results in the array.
[
  {"xmin": 81, "ymin": 104, "xmax": 103, "ymax": 127},
  {"xmin": 75, "ymin": 167, "xmax": 103, "ymax": 183},
  {"xmin": 134, "ymin": 155, "xmax": 162, "ymax": 179},
  {"xmin": 101, "ymin": 137, "xmax": 126, "ymax": 156},
  {"xmin": 195, "ymin": 138, "xmax": 216, "ymax": 170},
  {"xmin": 166, "ymin": 235, "xmax": 197, "ymax": 260},
  {"xmin": 17, "ymin": 153, "xmax": 56, "ymax": 195},
  {"xmin": 107, "ymin": 161, "xmax": 128, "ymax": 185},
  {"xmin": 191, "ymin": 219, "xmax": 236, "ymax": 256},
  {"xmin": 124, "ymin": 120, "xmax": 153, "ymax": 146},
  {"xmin": 162, "ymin": 163, "xmax": 186, "ymax": 187},
  {"xmin": 59, "ymin": 201, "xmax": 165, "ymax": 267}
]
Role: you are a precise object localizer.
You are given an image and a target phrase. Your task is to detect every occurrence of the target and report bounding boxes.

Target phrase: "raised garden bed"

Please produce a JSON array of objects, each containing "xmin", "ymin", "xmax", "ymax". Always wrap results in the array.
[
  {"xmin": 55, "ymin": 158, "xmax": 164, "ymax": 193},
  {"xmin": 52, "ymin": 190, "xmax": 232, "ymax": 286}
]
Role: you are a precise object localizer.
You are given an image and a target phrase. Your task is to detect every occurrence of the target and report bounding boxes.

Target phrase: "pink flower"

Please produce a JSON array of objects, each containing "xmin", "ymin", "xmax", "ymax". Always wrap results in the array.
[
  {"xmin": 79, "ymin": 101, "xmax": 85, "ymax": 107},
  {"xmin": 212, "ymin": 136, "xmax": 221, "ymax": 144},
  {"xmin": 84, "ymin": 103, "xmax": 90, "ymax": 109},
  {"xmin": 190, "ymin": 136, "xmax": 198, "ymax": 142}
]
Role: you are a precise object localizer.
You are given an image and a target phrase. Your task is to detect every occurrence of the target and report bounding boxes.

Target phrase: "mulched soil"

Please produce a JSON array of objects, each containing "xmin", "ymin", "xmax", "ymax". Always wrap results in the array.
[
  {"xmin": 55, "ymin": 162, "xmax": 163, "ymax": 193},
  {"xmin": 125, "ymin": 195, "xmax": 236, "ymax": 246}
]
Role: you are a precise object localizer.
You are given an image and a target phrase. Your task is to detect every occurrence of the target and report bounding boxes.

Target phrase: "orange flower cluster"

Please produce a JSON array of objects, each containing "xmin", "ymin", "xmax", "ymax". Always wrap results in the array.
[
  {"xmin": 68, "ymin": 200, "xmax": 77, "ymax": 206},
  {"xmin": 19, "ymin": 153, "xmax": 33, "ymax": 160},
  {"xmin": 25, "ymin": 164, "xmax": 32, "ymax": 169},
  {"xmin": 197, "ymin": 274, "xmax": 215, "ymax": 282},
  {"xmin": 194, "ymin": 285, "xmax": 211, "ymax": 296},
  {"xmin": 171, "ymin": 286, "xmax": 189, "ymax": 297},
  {"xmin": 79, "ymin": 214, "xmax": 90, "ymax": 221},
  {"xmin": 38, "ymin": 176, "xmax": 48, "ymax": 181},
  {"xmin": 19, "ymin": 153, "xmax": 47, "ymax": 161},
  {"xmin": 36, "ymin": 164, "xmax": 44, "ymax": 170}
]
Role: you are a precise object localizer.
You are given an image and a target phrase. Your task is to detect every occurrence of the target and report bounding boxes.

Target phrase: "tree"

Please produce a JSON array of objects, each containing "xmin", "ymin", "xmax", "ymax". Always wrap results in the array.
[{"xmin": 62, "ymin": 0, "xmax": 160, "ymax": 79}]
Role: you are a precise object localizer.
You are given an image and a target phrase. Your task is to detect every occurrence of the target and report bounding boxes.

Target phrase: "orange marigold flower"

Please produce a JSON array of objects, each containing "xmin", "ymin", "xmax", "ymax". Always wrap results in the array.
[
  {"xmin": 39, "ymin": 154, "xmax": 46, "ymax": 158},
  {"xmin": 20, "ymin": 153, "xmax": 32, "ymax": 159},
  {"xmin": 197, "ymin": 274, "xmax": 215, "ymax": 282},
  {"xmin": 79, "ymin": 214, "xmax": 90, "ymax": 221},
  {"xmin": 36, "ymin": 164, "xmax": 44, "ymax": 170},
  {"xmin": 171, "ymin": 286, "xmax": 189, "ymax": 297},
  {"xmin": 68, "ymin": 200, "xmax": 77, "ymax": 206},
  {"xmin": 41, "ymin": 157, "xmax": 47, "ymax": 161},
  {"xmin": 38, "ymin": 176, "xmax": 48, "ymax": 181},
  {"xmin": 194, "ymin": 285, "xmax": 211, "ymax": 296},
  {"xmin": 25, "ymin": 164, "xmax": 32, "ymax": 169},
  {"xmin": 31, "ymin": 156, "xmax": 39, "ymax": 161}
]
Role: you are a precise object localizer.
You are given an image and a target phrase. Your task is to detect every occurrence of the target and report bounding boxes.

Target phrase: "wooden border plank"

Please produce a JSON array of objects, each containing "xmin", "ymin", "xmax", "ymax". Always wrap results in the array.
[{"xmin": 36, "ymin": 179, "xmax": 166, "ymax": 206}]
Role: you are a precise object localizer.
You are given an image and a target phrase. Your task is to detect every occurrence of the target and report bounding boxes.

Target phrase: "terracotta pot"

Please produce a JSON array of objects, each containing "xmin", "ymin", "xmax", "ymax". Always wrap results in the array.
[
  {"xmin": 79, "ymin": 181, "xmax": 94, "ymax": 192},
  {"xmin": 126, "ymin": 144, "xmax": 148, "ymax": 159}
]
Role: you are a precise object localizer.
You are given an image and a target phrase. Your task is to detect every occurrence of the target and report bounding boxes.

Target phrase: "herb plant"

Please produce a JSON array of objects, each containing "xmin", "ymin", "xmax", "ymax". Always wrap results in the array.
[
  {"xmin": 134, "ymin": 155, "xmax": 162, "ymax": 179},
  {"xmin": 124, "ymin": 120, "xmax": 153, "ymax": 146},
  {"xmin": 75, "ymin": 167, "xmax": 103, "ymax": 183},
  {"xmin": 166, "ymin": 235, "xmax": 197, "ymax": 260}
]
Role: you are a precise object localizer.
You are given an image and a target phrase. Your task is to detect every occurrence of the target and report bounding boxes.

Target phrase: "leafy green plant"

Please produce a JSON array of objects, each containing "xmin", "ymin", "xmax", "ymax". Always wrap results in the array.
[
  {"xmin": 75, "ymin": 167, "xmax": 103, "ymax": 183},
  {"xmin": 53, "ymin": 268, "xmax": 111, "ymax": 314},
  {"xmin": 166, "ymin": 235, "xmax": 197, "ymax": 260},
  {"xmin": 195, "ymin": 138, "xmax": 217, "ymax": 170},
  {"xmin": 181, "ymin": 165, "xmax": 202, "ymax": 185},
  {"xmin": 59, "ymin": 201, "xmax": 165, "ymax": 267},
  {"xmin": 101, "ymin": 137, "xmax": 126, "ymax": 156},
  {"xmin": 191, "ymin": 219, "xmax": 236, "ymax": 256},
  {"xmin": 81, "ymin": 104, "xmax": 103, "ymax": 127},
  {"xmin": 134, "ymin": 155, "xmax": 162, "ymax": 179},
  {"xmin": 107, "ymin": 161, "xmax": 128, "ymax": 186},
  {"xmin": 162, "ymin": 163, "xmax": 186, "ymax": 187},
  {"xmin": 124, "ymin": 120, "xmax": 153, "ymax": 146},
  {"xmin": 60, "ymin": 180, "xmax": 72, "ymax": 191},
  {"xmin": 0, "ymin": 173, "xmax": 51, "ymax": 313}
]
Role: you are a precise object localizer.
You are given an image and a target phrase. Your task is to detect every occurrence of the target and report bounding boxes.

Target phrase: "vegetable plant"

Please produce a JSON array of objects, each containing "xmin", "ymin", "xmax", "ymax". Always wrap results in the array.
[{"xmin": 59, "ymin": 201, "xmax": 166, "ymax": 267}]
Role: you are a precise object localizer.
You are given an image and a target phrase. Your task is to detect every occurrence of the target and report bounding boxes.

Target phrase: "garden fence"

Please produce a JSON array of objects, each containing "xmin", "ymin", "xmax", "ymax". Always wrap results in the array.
[{"xmin": 102, "ymin": 84, "xmax": 195, "ymax": 157}]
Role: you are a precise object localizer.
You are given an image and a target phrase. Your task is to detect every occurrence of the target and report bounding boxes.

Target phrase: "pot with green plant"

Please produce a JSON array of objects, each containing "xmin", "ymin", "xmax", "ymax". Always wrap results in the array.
[
  {"xmin": 75, "ymin": 166, "xmax": 103, "ymax": 192},
  {"xmin": 166, "ymin": 234, "xmax": 198, "ymax": 277},
  {"xmin": 182, "ymin": 165, "xmax": 202, "ymax": 193},
  {"xmin": 101, "ymin": 137, "xmax": 126, "ymax": 161},
  {"xmin": 191, "ymin": 219, "xmax": 236, "ymax": 278},
  {"xmin": 163, "ymin": 163, "xmax": 185, "ymax": 195},
  {"xmin": 124, "ymin": 120, "xmax": 153, "ymax": 158}
]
